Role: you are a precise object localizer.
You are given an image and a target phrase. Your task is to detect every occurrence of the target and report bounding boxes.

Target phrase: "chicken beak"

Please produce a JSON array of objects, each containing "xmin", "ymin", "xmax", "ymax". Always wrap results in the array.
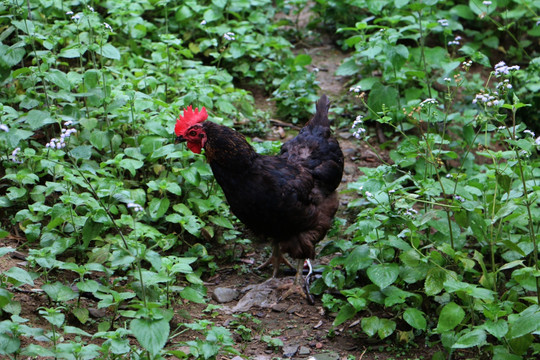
[{"xmin": 175, "ymin": 135, "xmax": 186, "ymax": 144}]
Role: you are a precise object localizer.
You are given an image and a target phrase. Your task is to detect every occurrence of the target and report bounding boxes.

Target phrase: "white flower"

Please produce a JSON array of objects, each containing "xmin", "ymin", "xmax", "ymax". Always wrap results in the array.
[
  {"xmin": 200, "ymin": 20, "xmax": 207, "ymax": 25},
  {"xmin": 454, "ymin": 195, "xmax": 465, "ymax": 202},
  {"xmin": 437, "ymin": 19, "xmax": 449, "ymax": 27},
  {"xmin": 535, "ymin": 136, "xmax": 540, "ymax": 146},
  {"xmin": 87, "ymin": 5, "xmax": 94, "ymax": 12},
  {"xmin": 11, "ymin": 147, "xmax": 22, "ymax": 163},
  {"xmin": 404, "ymin": 208, "xmax": 418, "ymax": 216},
  {"xmin": 104, "ymin": 22, "xmax": 113, "ymax": 31},
  {"xmin": 349, "ymin": 85, "xmax": 361, "ymax": 93},
  {"xmin": 420, "ymin": 98, "xmax": 438, "ymax": 106},
  {"xmin": 482, "ymin": 0, "xmax": 492, "ymax": 5},
  {"xmin": 523, "ymin": 130, "xmax": 535, "ymax": 137},
  {"xmin": 0, "ymin": 124, "xmax": 8, "ymax": 132},
  {"xmin": 66, "ymin": 11, "xmax": 74, "ymax": 15},
  {"xmin": 353, "ymin": 127, "xmax": 366, "ymax": 139},
  {"xmin": 494, "ymin": 61, "xmax": 520, "ymax": 76},
  {"xmin": 71, "ymin": 13, "xmax": 81, "ymax": 21},
  {"xmin": 444, "ymin": 77, "xmax": 451, "ymax": 82},
  {"xmin": 223, "ymin": 32, "xmax": 236, "ymax": 41},
  {"xmin": 352, "ymin": 115, "xmax": 363, "ymax": 128},
  {"xmin": 365, "ymin": 191, "xmax": 373, "ymax": 198},
  {"xmin": 127, "ymin": 202, "xmax": 144, "ymax": 212}
]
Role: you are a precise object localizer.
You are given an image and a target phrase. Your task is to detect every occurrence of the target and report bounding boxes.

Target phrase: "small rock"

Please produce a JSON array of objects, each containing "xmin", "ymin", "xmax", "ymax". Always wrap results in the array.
[
  {"xmin": 212, "ymin": 287, "xmax": 239, "ymax": 303},
  {"xmin": 312, "ymin": 351, "xmax": 340, "ymax": 360},
  {"xmin": 231, "ymin": 357, "xmax": 243, "ymax": 360},
  {"xmin": 286, "ymin": 304, "xmax": 302, "ymax": 314},
  {"xmin": 299, "ymin": 346, "xmax": 310, "ymax": 355},
  {"xmin": 283, "ymin": 344, "xmax": 299, "ymax": 358},
  {"xmin": 88, "ymin": 308, "xmax": 106, "ymax": 318},
  {"xmin": 271, "ymin": 303, "xmax": 288, "ymax": 312}
]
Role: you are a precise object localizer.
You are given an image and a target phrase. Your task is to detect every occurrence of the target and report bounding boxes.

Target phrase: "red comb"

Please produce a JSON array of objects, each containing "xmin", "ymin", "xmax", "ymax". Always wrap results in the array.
[{"xmin": 175, "ymin": 106, "xmax": 208, "ymax": 136}]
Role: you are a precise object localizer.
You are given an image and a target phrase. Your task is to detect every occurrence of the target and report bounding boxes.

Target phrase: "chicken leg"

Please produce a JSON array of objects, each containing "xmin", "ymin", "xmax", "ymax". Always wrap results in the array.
[
  {"xmin": 278, "ymin": 258, "xmax": 314, "ymax": 305},
  {"xmin": 256, "ymin": 241, "xmax": 294, "ymax": 277}
]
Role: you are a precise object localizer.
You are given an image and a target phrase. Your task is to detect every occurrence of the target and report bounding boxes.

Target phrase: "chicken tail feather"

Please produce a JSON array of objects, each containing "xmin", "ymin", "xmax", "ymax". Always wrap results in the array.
[{"xmin": 310, "ymin": 94, "xmax": 331, "ymax": 128}]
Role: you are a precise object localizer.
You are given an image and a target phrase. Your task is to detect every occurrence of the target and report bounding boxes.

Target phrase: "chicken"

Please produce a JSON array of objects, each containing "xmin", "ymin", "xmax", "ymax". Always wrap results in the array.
[{"xmin": 175, "ymin": 95, "xmax": 344, "ymax": 300}]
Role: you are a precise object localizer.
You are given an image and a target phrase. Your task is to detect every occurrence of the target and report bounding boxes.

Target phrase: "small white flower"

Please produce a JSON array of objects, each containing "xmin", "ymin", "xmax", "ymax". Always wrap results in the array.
[
  {"xmin": 482, "ymin": 0, "xmax": 492, "ymax": 5},
  {"xmin": 64, "ymin": 120, "xmax": 73, "ymax": 126},
  {"xmin": 365, "ymin": 191, "xmax": 373, "ymax": 198},
  {"xmin": 87, "ymin": 5, "xmax": 94, "ymax": 12},
  {"xmin": 535, "ymin": 136, "xmax": 540, "ymax": 146},
  {"xmin": 353, "ymin": 127, "xmax": 366, "ymax": 139},
  {"xmin": 11, "ymin": 147, "xmax": 22, "ymax": 163},
  {"xmin": 437, "ymin": 19, "xmax": 449, "ymax": 27},
  {"xmin": 349, "ymin": 85, "xmax": 362, "ymax": 93},
  {"xmin": 444, "ymin": 77, "xmax": 451, "ymax": 82},
  {"xmin": 200, "ymin": 20, "xmax": 207, "ymax": 25},
  {"xmin": 524, "ymin": 130, "xmax": 535, "ymax": 137},
  {"xmin": 0, "ymin": 124, "xmax": 8, "ymax": 132},
  {"xmin": 352, "ymin": 115, "xmax": 363, "ymax": 128},
  {"xmin": 454, "ymin": 195, "xmax": 465, "ymax": 202},
  {"xmin": 127, "ymin": 202, "xmax": 144, "ymax": 212},
  {"xmin": 71, "ymin": 13, "xmax": 81, "ymax": 21},
  {"xmin": 223, "ymin": 32, "xmax": 236, "ymax": 41},
  {"xmin": 404, "ymin": 208, "xmax": 418, "ymax": 216},
  {"xmin": 313, "ymin": 67, "xmax": 319, "ymax": 72},
  {"xmin": 104, "ymin": 22, "xmax": 113, "ymax": 31},
  {"xmin": 420, "ymin": 98, "xmax": 438, "ymax": 107},
  {"xmin": 66, "ymin": 11, "xmax": 74, "ymax": 15}
]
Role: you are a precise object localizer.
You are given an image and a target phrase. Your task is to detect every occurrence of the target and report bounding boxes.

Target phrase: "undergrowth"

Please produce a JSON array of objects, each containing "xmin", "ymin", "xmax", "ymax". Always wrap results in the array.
[{"xmin": 0, "ymin": 0, "xmax": 539, "ymax": 359}]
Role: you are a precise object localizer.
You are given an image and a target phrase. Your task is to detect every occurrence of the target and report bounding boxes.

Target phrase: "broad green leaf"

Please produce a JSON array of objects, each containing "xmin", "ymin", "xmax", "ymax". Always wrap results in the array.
[
  {"xmin": 23, "ymin": 110, "xmax": 54, "ymax": 130},
  {"xmin": 333, "ymin": 304, "xmax": 356, "ymax": 326},
  {"xmin": 209, "ymin": 215, "xmax": 234, "ymax": 229},
  {"xmin": 484, "ymin": 319, "xmax": 508, "ymax": 339},
  {"xmin": 437, "ymin": 302, "xmax": 465, "ymax": 332},
  {"xmin": 4, "ymin": 267, "xmax": 34, "ymax": 286},
  {"xmin": 72, "ymin": 307, "xmax": 89, "ymax": 324},
  {"xmin": 452, "ymin": 328, "xmax": 486, "ymax": 349},
  {"xmin": 149, "ymin": 198, "xmax": 170, "ymax": 220},
  {"xmin": 0, "ymin": 44, "xmax": 25, "ymax": 67},
  {"xmin": 368, "ymin": 82, "xmax": 398, "ymax": 114},
  {"xmin": 46, "ymin": 69, "xmax": 71, "ymax": 90},
  {"xmin": 0, "ymin": 331, "xmax": 20, "ymax": 355},
  {"xmin": 294, "ymin": 54, "xmax": 312, "ymax": 67},
  {"xmin": 336, "ymin": 58, "xmax": 361, "ymax": 76},
  {"xmin": 70, "ymin": 145, "xmax": 93, "ymax": 160},
  {"xmin": 99, "ymin": 43, "xmax": 121, "ymax": 60},
  {"xmin": 42, "ymin": 282, "xmax": 78, "ymax": 302},
  {"xmin": 130, "ymin": 317, "xmax": 170, "ymax": 356},
  {"xmin": 403, "ymin": 308, "xmax": 427, "ymax": 330},
  {"xmin": 425, "ymin": 268, "xmax": 446, "ymax": 296},
  {"xmin": 344, "ymin": 244, "xmax": 372, "ymax": 275},
  {"xmin": 119, "ymin": 158, "xmax": 144, "ymax": 176},
  {"xmin": 180, "ymin": 286, "xmax": 205, "ymax": 303},
  {"xmin": 366, "ymin": 263, "xmax": 399, "ymax": 289},
  {"xmin": 507, "ymin": 306, "xmax": 540, "ymax": 339}
]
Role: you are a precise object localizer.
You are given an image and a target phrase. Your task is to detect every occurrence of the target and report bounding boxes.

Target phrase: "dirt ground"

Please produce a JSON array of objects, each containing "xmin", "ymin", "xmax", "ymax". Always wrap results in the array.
[{"xmin": 0, "ymin": 4, "xmax": 454, "ymax": 360}]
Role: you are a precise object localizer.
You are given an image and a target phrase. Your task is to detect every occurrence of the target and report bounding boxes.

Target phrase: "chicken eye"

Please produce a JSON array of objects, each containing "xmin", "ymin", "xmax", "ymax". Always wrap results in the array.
[{"xmin": 188, "ymin": 130, "xmax": 197, "ymax": 137}]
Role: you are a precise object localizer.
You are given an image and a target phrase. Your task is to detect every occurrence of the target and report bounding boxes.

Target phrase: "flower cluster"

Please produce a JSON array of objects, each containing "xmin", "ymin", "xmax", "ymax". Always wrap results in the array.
[
  {"xmin": 104, "ymin": 22, "xmax": 113, "ymax": 31},
  {"xmin": 0, "ymin": 123, "xmax": 8, "ymax": 132},
  {"xmin": 11, "ymin": 147, "xmax": 22, "ymax": 163},
  {"xmin": 482, "ymin": 0, "xmax": 492, "ymax": 5},
  {"xmin": 349, "ymin": 85, "xmax": 362, "ymax": 93},
  {"xmin": 448, "ymin": 35, "xmax": 462, "ymax": 46},
  {"xmin": 494, "ymin": 61, "xmax": 520, "ymax": 76},
  {"xmin": 472, "ymin": 92, "xmax": 501, "ymax": 107},
  {"xmin": 200, "ymin": 20, "xmax": 207, "ymax": 26},
  {"xmin": 420, "ymin": 98, "xmax": 438, "ymax": 107},
  {"xmin": 223, "ymin": 32, "xmax": 236, "ymax": 41},
  {"xmin": 404, "ymin": 208, "xmax": 418, "ymax": 217},
  {"xmin": 67, "ymin": 11, "xmax": 81, "ymax": 22},
  {"xmin": 437, "ymin": 19, "xmax": 449, "ymax": 27},
  {"xmin": 352, "ymin": 115, "xmax": 366, "ymax": 139},
  {"xmin": 462, "ymin": 60, "xmax": 473, "ymax": 70},
  {"xmin": 453, "ymin": 195, "xmax": 465, "ymax": 203},
  {"xmin": 523, "ymin": 129, "xmax": 535, "ymax": 137},
  {"xmin": 496, "ymin": 78, "xmax": 512, "ymax": 91},
  {"xmin": 127, "ymin": 202, "xmax": 144, "ymax": 212},
  {"xmin": 46, "ymin": 120, "xmax": 77, "ymax": 149}
]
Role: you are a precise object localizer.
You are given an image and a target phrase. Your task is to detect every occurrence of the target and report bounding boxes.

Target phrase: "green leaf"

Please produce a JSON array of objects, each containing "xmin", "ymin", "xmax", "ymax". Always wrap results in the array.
[
  {"xmin": 46, "ymin": 69, "xmax": 71, "ymax": 90},
  {"xmin": 209, "ymin": 215, "xmax": 234, "ymax": 229},
  {"xmin": 119, "ymin": 159, "xmax": 144, "ymax": 176},
  {"xmin": 361, "ymin": 316, "xmax": 396, "ymax": 339},
  {"xmin": 507, "ymin": 306, "xmax": 540, "ymax": 339},
  {"xmin": 72, "ymin": 307, "xmax": 90, "ymax": 324},
  {"xmin": 344, "ymin": 245, "xmax": 372, "ymax": 275},
  {"xmin": 425, "ymin": 267, "xmax": 446, "ymax": 296},
  {"xmin": 23, "ymin": 110, "xmax": 55, "ymax": 130},
  {"xmin": 452, "ymin": 328, "xmax": 486, "ymax": 349},
  {"xmin": 42, "ymin": 282, "xmax": 78, "ymax": 302},
  {"xmin": 333, "ymin": 304, "xmax": 357, "ymax": 326},
  {"xmin": 130, "ymin": 317, "xmax": 170, "ymax": 356},
  {"xmin": 0, "ymin": 44, "xmax": 25, "ymax": 67},
  {"xmin": 99, "ymin": 43, "xmax": 121, "ymax": 60},
  {"xmin": 294, "ymin": 54, "xmax": 312, "ymax": 67},
  {"xmin": 366, "ymin": 263, "xmax": 399, "ymax": 289},
  {"xmin": 437, "ymin": 302, "xmax": 465, "ymax": 332},
  {"xmin": 403, "ymin": 308, "xmax": 427, "ymax": 330},
  {"xmin": 180, "ymin": 286, "xmax": 205, "ymax": 303},
  {"xmin": 148, "ymin": 198, "xmax": 170, "ymax": 220},
  {"xmin": 4, "ymin": 267, "xmax": 34, "ymax": 286},
  {"xmin": 82, "ymin": 218, "xmax": 103, "ymax": 248},
  {"xmin": 484, "ymin": 319, "xmax": 508, "ymax": 339},
  {"xmin": 70, "ymin": 145, "xmax": 93, "ymax": 160},
  {"xmin": 0, "ymin": 331, "xmax": 20, "ymax": 355},
  {"xmin": 368, "ymin": 82, "xmax": 398, "ymax": 114},
  {"xmin": 336, "ymin": 58, "xmax": 360, "ymax": 76}
]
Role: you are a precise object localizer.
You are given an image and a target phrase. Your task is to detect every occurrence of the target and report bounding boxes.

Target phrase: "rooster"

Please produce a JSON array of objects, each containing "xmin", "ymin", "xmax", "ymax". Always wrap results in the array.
[{"xmin": 175, "ymin": 95, "xmax": 344, "ymax": 300}]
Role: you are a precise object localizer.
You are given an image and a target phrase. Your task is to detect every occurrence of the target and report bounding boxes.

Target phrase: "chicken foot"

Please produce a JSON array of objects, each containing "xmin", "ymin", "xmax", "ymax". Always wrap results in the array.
[
  {"xmin": 256, "ymin": 241, "xmax": 294, "ymax": 277},
  {"xmin": 279, "ymin": 259, "xmax": 315, "ymax": 304}
]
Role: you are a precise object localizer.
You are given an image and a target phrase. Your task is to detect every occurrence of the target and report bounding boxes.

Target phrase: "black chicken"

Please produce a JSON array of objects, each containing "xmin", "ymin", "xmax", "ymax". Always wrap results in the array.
[{"xmin": 175, "ymin": 95, "xmax": 344, "ymax": 300}]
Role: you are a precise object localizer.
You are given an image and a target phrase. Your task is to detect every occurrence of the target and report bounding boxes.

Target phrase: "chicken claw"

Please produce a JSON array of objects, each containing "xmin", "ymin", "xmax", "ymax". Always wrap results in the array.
[
  {"xmin": 256, "ymin": 242, "xmax": 294, "ymax": 277},
  {"xmin": 279, "ymin": 259, "xmax": 315, "ymax": 304}
]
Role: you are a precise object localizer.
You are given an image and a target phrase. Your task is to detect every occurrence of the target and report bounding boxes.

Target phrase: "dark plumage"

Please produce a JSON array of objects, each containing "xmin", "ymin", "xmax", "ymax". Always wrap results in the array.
[{"xmin": 176, "ymin": 95, "xmax": 344, "ymax": 299}]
